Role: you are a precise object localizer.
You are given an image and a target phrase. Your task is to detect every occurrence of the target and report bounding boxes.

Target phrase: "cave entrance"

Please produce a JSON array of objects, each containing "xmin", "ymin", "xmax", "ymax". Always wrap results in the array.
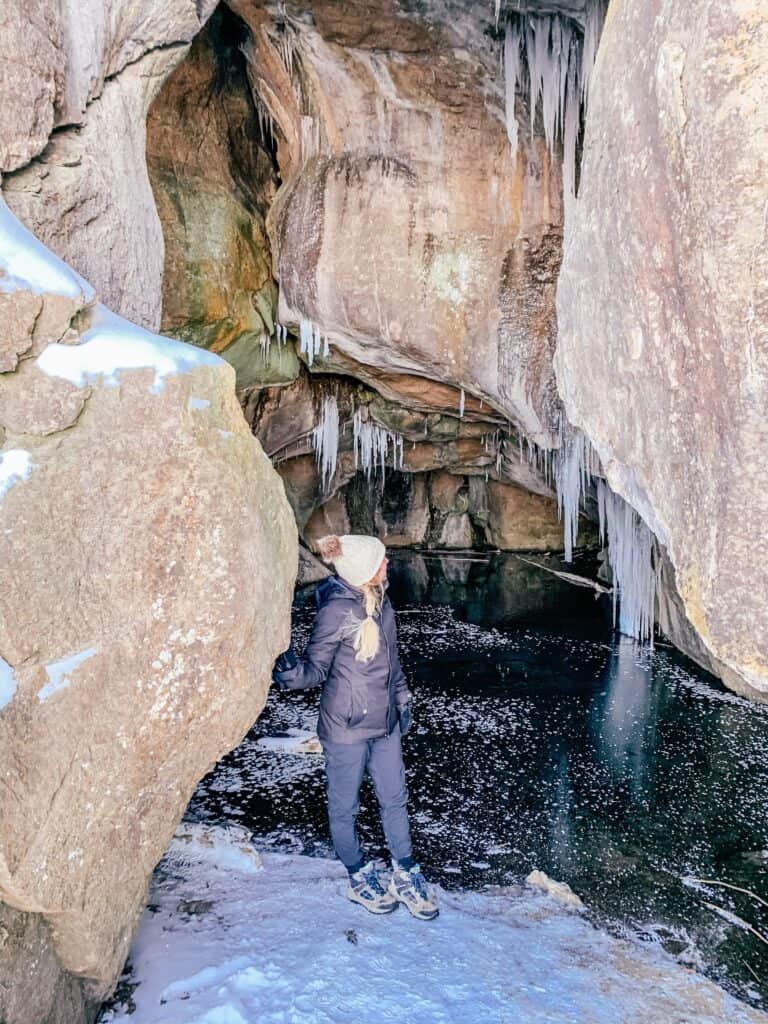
[{"xmin": 135, "ymin": 4, "xmax": 768, "ymax": 1013}]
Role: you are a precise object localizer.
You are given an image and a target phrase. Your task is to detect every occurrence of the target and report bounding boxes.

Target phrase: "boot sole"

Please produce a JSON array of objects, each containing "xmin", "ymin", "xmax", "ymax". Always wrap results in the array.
[{"xmin": 389, "ymin": 891, "xmax": 439, "ymax": 921}]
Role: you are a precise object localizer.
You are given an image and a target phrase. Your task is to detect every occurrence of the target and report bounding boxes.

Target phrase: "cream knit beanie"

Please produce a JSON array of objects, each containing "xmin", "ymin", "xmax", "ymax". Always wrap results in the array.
[{"xmin": 316, "ymin": 534, "xmax": 386, "ymax": 587}]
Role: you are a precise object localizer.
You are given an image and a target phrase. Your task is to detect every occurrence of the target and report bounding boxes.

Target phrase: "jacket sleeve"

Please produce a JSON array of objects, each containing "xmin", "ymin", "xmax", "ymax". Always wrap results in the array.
[{"xmin": 273, "ymin": 602, "xmax": 341, "ymax": 691}]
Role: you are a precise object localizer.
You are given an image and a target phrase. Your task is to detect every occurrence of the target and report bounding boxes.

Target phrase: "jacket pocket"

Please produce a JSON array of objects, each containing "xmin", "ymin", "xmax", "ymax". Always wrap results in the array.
[{"xmin": 346, "ymin": 685, "xmax": 368, "ymax": 728}]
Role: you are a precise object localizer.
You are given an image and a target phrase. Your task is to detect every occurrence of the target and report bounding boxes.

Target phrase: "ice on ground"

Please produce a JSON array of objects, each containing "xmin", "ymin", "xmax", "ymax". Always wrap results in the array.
[
  {"xmin": 0, "ymin": 197, "xmax": 94, "ymax": 300},
  {"xmin": 172, "ymin": 824, "xmax": 264, "ymax": 875},
  {"xmin": 100, "ymin": 826, "xmax": 767, "ymax": 1024},
  {"xmin": 526, "ymin": 869, "xmax": 584, "ymax": 910},
  {"xmin": 0, "ymin": 449, "xmax": 34, "ymax": 504},
  {"xmin": 257, "ymin": 730, "xmax": 323, "ymax": 754},
  {"xmin": 37, "ymin": 647, "xmax": 98, "ymax": 702},
  {"xmin": 37, "ymin": 303, "xmax": 223, "ymax": 393},
  {"xmin": 0, "ymin": 657, "xmax": 17, "ymax": 712}
]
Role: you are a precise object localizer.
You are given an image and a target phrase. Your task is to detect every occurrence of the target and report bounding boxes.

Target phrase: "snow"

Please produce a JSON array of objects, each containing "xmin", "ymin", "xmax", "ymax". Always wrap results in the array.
[
  {"xmin": 100, "ymin": 826, "xmax": 766, "ymax": 1024},
  {"xmin": 0, "ymin": 449, "xmax": 34, "ymax": 504},
  {"xmin": 0, "ymin": 657, "xmax": 16, "ymax": 712},
  {"xmin": 188, "ymin": 397, "xmax": 211, "ymax": 411},
  {"xmin": 37, "ymin": 303, "xmax": 222, "ymax": 393},
  {"xmin": 37, "ymin": 646, "xmax": 98, "ymax": 702},
  {"xmin": 0, "ymin": 196, "xmax": 94, "ymax": 300},
  {"xmin": 257, "ymin": 729, "xmax": 323, "ymax": 754},
  {"xmin": 312, "ymin": 394, "xmax": 339, "ymax": 492}
]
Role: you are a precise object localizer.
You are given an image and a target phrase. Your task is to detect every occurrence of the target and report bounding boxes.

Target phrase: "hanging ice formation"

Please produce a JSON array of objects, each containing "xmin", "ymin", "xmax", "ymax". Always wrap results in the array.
[
  {"xmin": 553, "ymin": 421, "xmax": 658, "ymax": 644},
  {"xmin": 353, "ymin": 408, "xmax": 404, "ymax": 482},
  {"xmin": 597, "ymin": 481, "xmax": 659, "ymax": 645},
  {"xmin": 459, "ymin": 388, "xmax": 465, "ymax": 418},
  {"xmin": 299, "ymin": 318, "xmax": 330, "ymax": 367},
  {"xmin": 501, "ymin": 1, "xmax": 607, "ymax": 195},
  {"xmin": 312, "ymin": 394, "xmax": 339, "ymax": 492},
  {"xmin": 554, "ymin": 422, "xmax": 600, "ymax": 563}
]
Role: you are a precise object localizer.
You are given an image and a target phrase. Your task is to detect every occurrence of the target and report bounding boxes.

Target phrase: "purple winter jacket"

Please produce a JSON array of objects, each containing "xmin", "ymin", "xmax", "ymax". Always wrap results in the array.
[{"xmin": 273, "ymin": 575, "xmax": 412, "ymax": 744}]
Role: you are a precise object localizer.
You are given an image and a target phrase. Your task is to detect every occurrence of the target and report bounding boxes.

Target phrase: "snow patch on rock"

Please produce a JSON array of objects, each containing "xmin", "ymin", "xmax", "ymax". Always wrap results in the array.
[
  {"xmin": 38, "ymin": 647, "xmax": 98, "ymax": 702},
  {"xmin": 37, "ymin": 304, "xmax": 224, "ymax": 393},
  {"xmin": 0, "ymin": 197, "xmax": 94, "ymax": 300},
  {"xmin": 0, "ymin": 449, "xmax": 34, "ymax": 504},
  {"xmin": 0, "ymin": 657, "xmax": 17, "ymax": 712}
]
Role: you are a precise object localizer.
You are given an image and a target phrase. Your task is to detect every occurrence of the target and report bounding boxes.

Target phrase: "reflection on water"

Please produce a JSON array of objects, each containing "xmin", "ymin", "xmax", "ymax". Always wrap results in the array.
[{"xmin": 188, "ymin": 551, "xmax": 768, "ymax": 1010}]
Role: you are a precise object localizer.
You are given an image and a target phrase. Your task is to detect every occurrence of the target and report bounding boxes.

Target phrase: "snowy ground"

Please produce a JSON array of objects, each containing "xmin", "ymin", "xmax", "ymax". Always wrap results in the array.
[{"xmin": 100, "ymin": 825, "xmax": 767, "ymax": 1024}]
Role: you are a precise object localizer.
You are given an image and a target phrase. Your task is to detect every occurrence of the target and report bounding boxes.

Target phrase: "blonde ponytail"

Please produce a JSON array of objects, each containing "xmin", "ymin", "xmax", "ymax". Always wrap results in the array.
[{"xmin": 353, "ymin": 583, "xmax": 384, "ymax": 662}]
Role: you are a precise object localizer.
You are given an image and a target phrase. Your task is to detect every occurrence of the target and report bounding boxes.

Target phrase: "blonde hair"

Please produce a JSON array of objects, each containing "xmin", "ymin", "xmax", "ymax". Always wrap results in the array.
[{"xmin": 354, "ymin": 582, "xmax": 384, "ymax": 663}]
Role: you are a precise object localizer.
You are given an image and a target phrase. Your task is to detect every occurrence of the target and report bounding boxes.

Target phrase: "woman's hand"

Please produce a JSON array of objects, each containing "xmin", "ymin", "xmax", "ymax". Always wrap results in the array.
[
  {"xmin": 272, "ymin": 646, "xmax": 298, "ymax": 689},
  {"xmin": 398, "ymin": 702, "xmax": 413, "ymax": 736}
]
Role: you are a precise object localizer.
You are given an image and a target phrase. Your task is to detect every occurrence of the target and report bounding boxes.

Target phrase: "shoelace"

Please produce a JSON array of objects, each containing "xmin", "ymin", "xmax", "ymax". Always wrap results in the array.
[
  {"xmin": 362, "ymin": 867, "xmax": 386, "ymax": 895},
  {"xmin": 408, "ymin": 866, "xmax": 429, "ymax": 900}
]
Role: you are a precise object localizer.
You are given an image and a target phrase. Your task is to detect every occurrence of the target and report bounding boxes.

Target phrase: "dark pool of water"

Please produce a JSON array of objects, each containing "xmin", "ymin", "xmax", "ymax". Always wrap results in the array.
[{"xmin": 187, "ymin": 551, "xmax": 768, "ymax": 1009}]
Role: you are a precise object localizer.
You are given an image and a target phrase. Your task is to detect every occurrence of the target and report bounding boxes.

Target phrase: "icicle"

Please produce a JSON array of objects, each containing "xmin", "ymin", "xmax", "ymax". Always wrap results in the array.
[
  {"xmin": 504, "ymin": 21, "xmax": 522, "ymax": 165},
  {"xmin": 459, "ymin": 388, "xmax": 465, "ymax": 418},
  {"xmin": 499, "ymin": 2, "xmax": 606, "ymax": 204},
  {"xmin": 312, "ymin": 394, "xmax": 339, "ymax": 492},
  {"xmin": 597, "ymin": 480, "xmax": 658, "ymax": 644},
  {"xmin": 313, "ymin": 323, "xmax": 321, "ymax": 356},
  {"xmin": 353, "ymin": 408, "xmax": 404, "ymax": 483},
  {"xmin": 581, "ymin": 0, "xmax": 606, "ymax": 103},
  {"xmin": 562, "ymin": 39, "xmax": 580, "ymax": 201},
  {"xmin": 495, "ymin": 0, "xmax": 502, "ymax": 29},
  {"xmin": 299, "ymin": 319, "xmax": 314, "ymax": 367},
  {"xmin": 323, "ymin": 334, "xmax": 330, "ymax": 357}
]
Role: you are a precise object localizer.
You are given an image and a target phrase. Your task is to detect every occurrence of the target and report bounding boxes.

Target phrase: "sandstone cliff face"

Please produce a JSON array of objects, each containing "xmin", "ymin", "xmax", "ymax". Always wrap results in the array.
[
  {"xmin": 555, "ymin": 0, "xmax": 768, "ymax": 699},
  {"xmin": 0, "ymin": 203, "xmax": 297, "ymax": 1017}
]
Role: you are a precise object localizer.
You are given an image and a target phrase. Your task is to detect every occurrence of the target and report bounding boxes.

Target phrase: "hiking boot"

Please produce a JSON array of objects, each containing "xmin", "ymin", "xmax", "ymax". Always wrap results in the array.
[
  {"xmin": 388, "ymin": 863, "xmax": 439, "ymax": 920},
  {"xmin": 347, "ymin": 861, "xmax": 399, "ymax": 914}
]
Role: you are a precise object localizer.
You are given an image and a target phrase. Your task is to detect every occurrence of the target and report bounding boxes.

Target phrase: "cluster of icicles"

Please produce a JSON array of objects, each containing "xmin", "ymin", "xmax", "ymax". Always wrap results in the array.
[
  {"xmin": 507, "ymin": 421, "xmax": 658, "ymax": 643},
  {"xmin": 311, "ymin": 395, "xmax": 404, "ymax": 492},
  {"xmin": 554, "ymin": 422, "xmax": 659, "ymax": 644},
  {"xmin": 252, "ymin": 319, "xmax": 331, "ymax": 367},
  {"xmin": 500, "ymin": 0, "xmax": 607, "ymax": 197}
]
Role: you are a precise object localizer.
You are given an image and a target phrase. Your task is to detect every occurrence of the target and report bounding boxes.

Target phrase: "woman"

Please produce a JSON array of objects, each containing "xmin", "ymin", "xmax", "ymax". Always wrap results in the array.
[{"xmin": 272, "ymin": 533, "xmax": 439, "ymax": 921}]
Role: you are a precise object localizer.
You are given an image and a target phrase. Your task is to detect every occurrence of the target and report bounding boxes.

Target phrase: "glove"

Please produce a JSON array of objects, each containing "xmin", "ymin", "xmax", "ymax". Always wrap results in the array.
[
  {"xmin": 274, "ymin": 646, "xmax": 297, "ymax": 672},
  {"xmin": 272, "ymin": 646, "xmax": 298, "ymax": 689},
  {"xmin": 398, "ymin": 702, "xmax": 413, "ymax": 736}
]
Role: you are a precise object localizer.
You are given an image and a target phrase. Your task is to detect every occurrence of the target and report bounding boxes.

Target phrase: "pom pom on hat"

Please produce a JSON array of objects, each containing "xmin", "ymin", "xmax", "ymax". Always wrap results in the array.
[{"xmin": 315, "ymin": 534, "xmax": 386, "ymax": 587}]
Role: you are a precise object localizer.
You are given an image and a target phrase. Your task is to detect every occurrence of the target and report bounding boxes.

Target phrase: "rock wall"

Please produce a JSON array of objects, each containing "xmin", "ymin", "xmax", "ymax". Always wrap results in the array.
[
  {"xmin": 222, "ymin": 0, "xmax": 564, "ymax": 447},
  {"xmin": 146, "ymin": 8, "xmax": 294, "ymax": 390},
  {"xmin": 0, "ymin": 204, "xmax": 297, "ymax": 1020},
  {"xmin": 555, "ymin": 0, "xmax": 768, "ymax": 699},
  {"xmin": 0, "ymin": 0, "xmax": 219, "ymax": 329}
]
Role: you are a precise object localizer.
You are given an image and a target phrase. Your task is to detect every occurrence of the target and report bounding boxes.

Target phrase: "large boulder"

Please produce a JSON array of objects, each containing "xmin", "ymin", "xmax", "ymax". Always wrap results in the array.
[
  {"xmin": 0, "ymin": 202, "xmax": 297, "ymax": 1018},
  {"xmin": 555, "ymin": 0, "xmax": 768, "ymax": 698}
]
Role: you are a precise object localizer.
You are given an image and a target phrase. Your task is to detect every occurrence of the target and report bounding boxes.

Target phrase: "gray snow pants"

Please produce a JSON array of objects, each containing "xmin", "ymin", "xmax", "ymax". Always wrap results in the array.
[{"xmin": 321, "ymin": 727, "xmax": 413, "ymax": 873}]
